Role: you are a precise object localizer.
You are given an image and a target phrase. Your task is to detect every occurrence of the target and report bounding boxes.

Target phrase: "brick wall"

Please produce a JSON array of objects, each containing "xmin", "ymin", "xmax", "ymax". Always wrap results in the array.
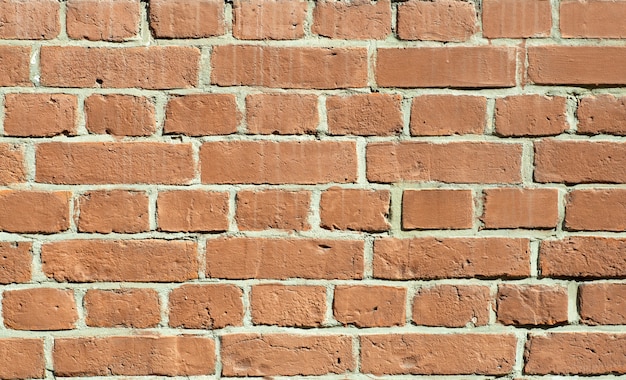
[{"xmin": 0, "ymin": 0, "xmax": 625, "ymax": 378}]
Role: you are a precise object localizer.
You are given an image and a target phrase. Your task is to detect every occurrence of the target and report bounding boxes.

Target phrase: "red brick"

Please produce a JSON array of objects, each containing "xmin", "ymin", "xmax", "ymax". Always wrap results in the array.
[
  {"xmin": 149, "ymin": 0, "xmax": 224, "ymax": 38},
  {"xmin": 535, "ymin": 140, "xmax": 626, "ymax": 184},
  {"xmin": 540, "ymin": 237, "xmax": 626, "ymax": 279},
  {"xmin": 0, "ymin": 143, "xmax": 25, "ymax": 185},
  {"xmin": 4, "ymin": 93, "xmax": 77, "ymax": 137},
  {"xmin": 42, "ymin": 240, "xmax": 198, "ymax": 282},
  {"xmin": 0, "ymin": 339, "xmax": 44, "ymax": 380},
  {"xmin": 0, "ymin": 242, "xmax": 31, "ymax": 284},
  {"xmin": 561, "ymin": 0, "xmax": 626, "ymax": 38},
  {"xmin": 361, "ymin": 334, "xmax": 517, "ymax": 375},
  {"xmin": 326, "ymin": 93, "xmax": 403, "ymax": 136},
  {"xmin": 67, "ymin": 0, "xmax": 140, "ymax": 41},
  {"xmin": 250, "ymin": 284, "xmax": 326, "ymax": 327},
  {"xmin": 206, "ymin": 237, "xmax": 363, "ymax": 280},
  {"xmin": 412, "ymin": 285, "xmax": 491, "ymax": 327},
  {"xmin": 495, "ymin": 95, "xmax": 568, "ymax": 137},
  {"xmin": 579, "ymin": 283, "xmax": 626, "ymax": 325},
  {"xmin": 374, "ymin": 237, "xmax": 530, "ymax": 280},
  {"xmin": 334, "ymin": 285, "xmax": 405, "ymax": 327},
  {"xmin": 528, "ymin": 46, "xmax": 626, "ymax": 86},
  {"xmin": 367, "ymin": 141, "xmax": 522, "ymax": 183},
  {"xmin": 40, "ymin": 46, "xmax": 199, "ymax": 89},
  {"xmin": 376, "ymin": 47, "xmax": 517, "ymax": 88},
  {"xmin": 577, "ymin": 95, "xmax": 626, "ymax": 135},
  {"xmin": 497, "ymin": 284, "xmax": 568, "ymax": 326},
  {"xmin": 525, "ymin": 333, "xmax": 626, "ymax": 375},
  {"xmin": 0, "ymin": 0, "xmax": 59, "ymax": 39},
  {"xmin": 77, "ymin": 190, "xmax": 149, "ymax": 234},
  {"xmin": 157, "ymin": 190, "xmax": 229, "ymax": 233},
  {"xmin": 246, "ymin": 93, "xmax": 318, "ymax": 135},
  {"xmin": 398, "ymin": 0, "xmax": 477, "ymax": 41},
  {"xmin": 0, "ymin": 46, "xmax": 30, "ymax": 86},
  {"xmin": 482, "ymin": 0, "xmax": 552, "ymax": 38},
  {"xmin": 169, "ymin": 284, "xmax": 243, "ymax": 329},
  {"xmin": 200, "ymin": 141, "xmax": 357, "ymax": 184},
  {"xmin": 3, "ymin": 288, "xmax": 77, "ymax": 330},
  {"xmin": 402, "ymin": 189, "xmax": 474, "ymax": 230},
  {"xmin": 85, "ymin": 289, "xmax": 161, "ymax": 328},
  {"xmin": 233, "ymin": 0, "xmax": 307, "ymax": 40},
  {"xmin": 320, "ymin": 188, "xmax": 390, "ymax": 232},
  {"xmin": 36, "ymin": 142, "xmax": 194, "ymax": 185},
  {"xmin": 0, "ymin": 191, "xmax": 70, "ymax": 234},
  {"xmin": 85, "ymin": 94, "xmax": 156, "ymax": 136},
  {"xmin": 566, "ymin": 189, "xmax": 626, "ymax": 231},
  {"xmin": 312, "ymin": 0, "xmax": 391, "ymax": 40},
  {"xmin": 410, "ymin": 95, "xmax": 486, "ymax": 136},
  {"xmin": 54, "ymin": 336, "xmax": 215, "ymax": 376},
  {"xmin": 221, "ymin": 334, "xmax": 353, "ymax": 376},
  {"xmin": 164, "ymin": 94, "xmax": 239, "ymax": 136},
  {"xmin": 236, "ymin": 190, "xmax": 310, "ymax": 231},
  {"xmin": 211, "ymin": 45, "xmax": 368, "ymax": 89},
  {"xmin": 482, "ymin": 188, "xmax": 559, "ymax": 229}
]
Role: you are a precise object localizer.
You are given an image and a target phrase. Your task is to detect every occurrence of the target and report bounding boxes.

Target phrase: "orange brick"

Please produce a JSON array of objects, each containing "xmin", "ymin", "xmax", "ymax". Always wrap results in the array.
[
  {"xmin": 361, "ymin": 334, "xmax": 517, "ymax": 375},
  {"xmin": 561, "ymin": 0, "xmax": 626, "ymax": 38},
  {"xmin": 495, "ymin": 95, "xmax": 568, "ymax": 136},
  {"xmin": 169, "ymin": 285, "xmax": 244, "ymax": 329},
  {"xmin": 579, "ymin": 283, "xmax": 626, "ymax": 325},
  {"xmin": 206, "ymin": 237, "xmax": 363, "ymax": 280},
  {"xmin": 367, "ymin": 142, "xmax": 522, "ymax": 183},
  {"xmin": 566, "ymin": 189, "xmax": 626, "ymax": 231},
  {"xmin": 398, "ymin": 0, "xmax": 477, "ymax": 41},
  {"xmin": 482, "ymin": 188, "xmax": 559, "ymax": 229},
  {"xmin": 482, "ymin": 0, "xmax": 551, "ymax": 38},
  {"xmin": 312, "ymin": 0, "xmax": 391, "ymax": 39},
  {"xmin": 85, "ymin": 289, "xmax": 161, "ymax": 328},
  {"xmin": 0, "ymin": 242, "xmax": 31, "ymax": 284},
  {"xmin": 3, "ymin": 288, "xmax": 77, "ymax": 330},
  {"xmin": 200, "ymin": 141, "xmax": 357, "ymax": 184},
  {"xmin": 497, "ymin": 284, "xmax": 568, "ymax": 326},
  {"xmin": 0, "ymin": 191, "xmax": 70, "ymax": 234},
  {"xmin": 85, "ymin": 94, "xmax": 156, "ymax": 136},
  {"xmin": 0, "ymin": 339, "xmax": 44, "ymax": 380},
  {"xmin": 376, "ymin": 47, "xmax": 517, "ymax": 88},
  {"xmin": 410, "ymin": 95, "xmax": 486, "ymax": 136},
  {"xmin": 374, "ymin": 237, "xmax": 530, "ymax": 280},
  {"xmin": 0, "ymin": 46, "xmax": 30, "ymax": 86},
  {"xmin": 334, "ymin": 285, "xmax": 406, "ymax": 327},
  {"xmin": 250, "ymin": 284, "xmax": 326, "ymax": 327},
  {"xmin": 67, "ymin": 0, "xmax": 140, "ymax": 41},
  {"xmin": 246, "ymin": 93, "xmax": 318, "ymax": 135},
  {"xmin": 211, "ymin": 45, "xmax": 368, "ymax": 89},
  {"xmin": 42, "ymin": 240, "xmax": 198, "ymax": 282},
  {"xmin": 164, "ymin": 94, "xmax": 239, "ymax": 136},
  {"xmin": 233, "ymin": 0, "xmax": 307, "ymax": 40},
  {"xmin": 326, "ymin": 93, "xmax": 403, "ymax": 136},
  {"xmin": 221, "ymin": 334, "xmax": 353, "ymax": 376},
  {"xmin": 0, "ymin": 0, "xmax": 59, "ymax": 39},
  {"xmin": 149, "ymin": 0, "xmax": 224, "ymax": 38},
  {"xmin": 54, "ymin": 336, "xmax": 215, "ymax": 376},
  {"xmin": 402, "ymin": 189, "xmax": 474, "ymax": 230},
  {"xmin": 236, "ymin": 190, "xmax": 310, "ymax": 231},
  {"xmin": 157, "ymin": 190, "xmax": 229, "ymax": 232},
  {"xmin": 412, "ymin": 285, "xmax": 491, "ymax": 327},
  {"xmin": 578, "ymin": 95, "xmax": 626, "ymax": 135},
  {"xmin": 320, "ymin": 188, "xmax": 390, "ymax": 232},
  {"xmin": 4, "ymin": 93, "xmax": 77, "ymax": 137},
  {"xmin": 36, "ymin": 142, "xmax": 194, "ymax": 185},
  {"xmin": 77, "ymin": 190, "xmax": 149, "ymax": 234},
  {"xmin": 0, "ymin": 143, "xmax": 25, "ymax": 185},
  {"xmin": 40, "ymin": 46, "xmax": 200, "ymax": 89}
]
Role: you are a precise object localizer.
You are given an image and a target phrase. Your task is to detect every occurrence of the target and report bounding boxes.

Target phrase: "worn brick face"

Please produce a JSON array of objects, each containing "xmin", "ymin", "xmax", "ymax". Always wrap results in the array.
[{"xmin": 251, "ymin": 284, "xmax": 326, "ymax": 327}]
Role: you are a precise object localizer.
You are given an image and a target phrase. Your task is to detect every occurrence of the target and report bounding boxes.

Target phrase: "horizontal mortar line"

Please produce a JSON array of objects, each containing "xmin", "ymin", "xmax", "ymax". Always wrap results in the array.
[{"xmin": 38, "ymin": 376, "xmax": 626, "ymax": 380}]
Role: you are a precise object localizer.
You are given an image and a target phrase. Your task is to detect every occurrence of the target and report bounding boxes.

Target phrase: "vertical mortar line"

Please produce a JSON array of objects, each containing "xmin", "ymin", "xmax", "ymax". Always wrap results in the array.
[
  {"xmin": 224, "ymin": 1, "xmax": 234, "ymax": 37},
  {"xmin": 400, "ymin": 95, "xmax": 412, "ymax": 138},
  {"xmin": 0, "ymin": 291, "xmax": 4, "ymax": 331},
  {"xmin": 44, "ymin": 335, "xmax": 55, "ymax": 379},
  {"xmin": 303, "ymin": 0, "xmax": 314, "ymax": 38},
  {"xmin": 228, "ymin": 188, "xmax": 239, "ymax": 232},
  {"xmin": 154, "ymin": 92, "xmax": 168, "ymax": 137},
  {"xmin": 308, "ymin": 189, "xmax": 322, "ymax": 231},
  {"xmin": 566, "ymin": 94, "xmax": 579, "ymax": 134},
  {"xmin": 556, "ymin": 186, "xmax": 567, "ymax": 236},
  {"xmin": 24, "ymin": 141, "xmax": 37, "ymax": 184},
  {"xmin": 324, "ymin": 284, "xmax": 336, "ymax": 326},
  {"xmin": 31, "ymin": 241, "xmax": 47, "ymax": 283},
  {"xmin": 191, "ymin": 138, "xmax": 202, "ymax": 185},
  {"xmin": 0, "ymin": 93, "xmax": 5, "ymax": 136},
  {"xmin": 513, "ymin": 330, "xmax": 528, "ymax": 378},
  {"xmin": 317, "ymin": 95, "xmax": 328, "ymax": 136},
  {"xmin": 158, "ymin": 287, "xmax": 171, "ymax": 328},
  {"xmin": 75, "ymin": 93, "xmax": 88, "ymax": 135},
  {"xmin": 235, "ymin": 90, "xmax": 247, "ymax": 134},
  {"xmin": 390, "ymin": 0, "xmax": 398, "ymax": 36},
  {"xmin": 529, "ymin": 239, "xmax": 540, "ymax": 278},
  {"xmin": 139, "ymin": 0, "xmax": 152, "ymax": 45},
  {"xmin": 567, "ymin": 280, "xmax": 580, "ymax": 324},
  {"xmin": 356, "ymin": 137, "xmax": 367, "ymax": 184},
  {"xmin": 389, "ymin": 185, "xmax": 403, "ymax": 235},
  {"xmin": 352, "ymin": 334, "xmax": 361, "ymax": 374},
  {"xmin": 405, "ymin": 281, "xmax": 418, "ymax": 325},
  {"xmin": 363, "ymin": 235, "xmax": 374, "ymax": 279},
  {"xmin": 74, "ymin": 287, "xmax": 87, "ymax": 329},
  {"xmin": 214, "ymin": 333, "xmax": 223, "ymax": 380},
  {"xmin": 67, "ymin": 191, "xmax": 78, "ymax": 233},
  {"xmin": 242, "ymin": 284, "xmax": 252, "ymax": 327},
  {"xmin": 488, "ymin": 281, "xmax": 498, "ymax": 325},
  {"xmin": 473, "ymin": 187, "xmax": 485, "ymax": 232},
  {"xmin": 367, "ymin": 40, "xmax": 378, "ymax": 91},
  {"xmin": 521, "ymin": 139, "xmax": 535, "ymax": 185},
  {"xmin": 148, "ymin": 188, "xmax": 158, "ymax": 231},
  {"xmin": 29, "ymin": 44, "xmax": 41, "ymax": 87},
  {"xmin": 58, "ymin": 0, "xmax": 69, "ymax": 40},
  {"xmin": 550, "ymin": 0, "xmax": 561, "ymax": 39},
  {"xmin": 199, "ymin": 46, "xmax": 213, "ymax": 90},
  {"xmin": 198, "ymin": 236, "xmax": 207, "ymax": 279},
  {"xmin": 484, "ymin": 97, "xmax": 496, "ymax": 135}
]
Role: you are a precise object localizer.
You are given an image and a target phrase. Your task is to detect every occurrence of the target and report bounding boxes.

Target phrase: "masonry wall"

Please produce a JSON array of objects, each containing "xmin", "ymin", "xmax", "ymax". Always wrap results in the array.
[{"xmin": 0, "ymin": 0, "xmax": 625, "ymax": 378}]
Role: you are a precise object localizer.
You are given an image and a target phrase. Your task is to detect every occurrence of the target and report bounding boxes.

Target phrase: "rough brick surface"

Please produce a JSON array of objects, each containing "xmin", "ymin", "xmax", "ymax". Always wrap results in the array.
[
  {"xmin": 397, "ymin": 0, "xmax": 477, "ymax": 42},
  {"xmin": 565, "ymin": 189, "xmax": 626, "ymax": 231},
  {"xmin": 327, "ymin": 93, "xmax": 402, "ymax": 136},
  {"xmin": 540, "ymin": 237, "xmax": 626, "ymax": 278},
  {"xmin": 236, "ymin": 190, "xmax": 311, "ymax": 231},
  {"xmin": 579, "ymin": 283, "xmax": 626, "ymax": 325},
  {"xmin": 410, "ymin": 95, "xmax": 487, "ymax": 136},
  {"xmin": 312, "ymin": 0, "xmax": 391, "ymax": 40},
  {"xmin": 0, "ymin": 0, "xmax": 59, "ymax": 39},
  {"xmin": 578, "ymin": 95, "xmax": 626, "ymax": 135},
  {"xmin": 4, "ymin": 93, "xmax": 77, "ymax": 137},
  {"xmin": 0, "ymin": 339, "xmax": 45, "ymax": 379},
  {"xmin": 245, "ymin": 93, "xmax": 318, "ymax": 134},
  {"xmin": 0, "ymin": 242, "xmax": 31, "ymax": 284},
  {"xmin": 77, "ymin": 190, "xmax": 149, "ymax": 233},
  {"xmin": 169, "ymin": 284, "xmax": 244, "ymax": 329},
  {"xmin": 0, "ymin": 191, "xmax": 70, "ymax": 233},
  {"xmin": 3, "ymin": 288, "xmax": 77, "ymax": 330},
  {"xmin": 250, "ymin": 284, "xmax": 326, "ymax": 327},
  {"xmin": 165, "ymin": 94, "xmax": 240, "ymax": 136},
  {"xmin": 482, "ymin": 0, "xmax": 552, "ymax": 38},
  {"xmin": 482, "ymin": 188, "xmax": 559, "ymax": 229},
  {"xmin": 497, "ymin": 284, "xmax": 568, "ymax": 326},
  {"xmin": 320, "ymin": 188, "xmax": 390, "ymax": 232},
  {"xmin": 233, "ymin": 0, "xmax": 307, "ymax": 40},
  {"xmin": 334, "ymin": 285, "xmax": 405, "ymax": 327},
  {"xmin": 0, "ymin": 46, "xmax": 31, "ymax": 86},
  {"xmin": 149, "ymin": 0, "xmax": 224, "ymax": 38},
  {"xmin": 402, "ymin": 189, "xmax": 474, "ymax": 230},
  {"xmin": 560, "ymin": 0, "xmax": 626, "ymax": 38},
  {"xmin": 495, "ymin": 95, "xmax": 568, "ymax": 137},
  {"xmin": 67, "ymin": 0, "xmax": 140, "ymax": 41},
  {"xmin": 157, "ymin": 190, "xmax": 229, "ymax": 232},
  {"xmin": 0, "ymin": 143, "xmax": 25, "ymax": 185},
  {"xmin": 85, "ymin": 94, "xmax": 156, "ymax": 136},
  {"xmin": 84, "ymin": 289, "xmax": 161, "ymax": 328},
  {"xmin": 412, "ymin": 285, "xmax": 491, "ymax": 327}
]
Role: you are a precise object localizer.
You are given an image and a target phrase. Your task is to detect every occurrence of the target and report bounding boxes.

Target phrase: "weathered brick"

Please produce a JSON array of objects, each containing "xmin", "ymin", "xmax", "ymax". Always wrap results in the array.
[
  {"xmin": 85, "ymin": 289, "xmax": 161, "ymax": 328},
  {"xmin": 0, "ymin": 339, "xmax": 44, "ymax": 380},
  {"xmin": 561, "ymin": 0, "xmax": 626, "ymax": 38},
  {"xmin": 0, "ymin": 191, "xmax": 70, "ymax": 234},
  {"xmin": 3, "ymin": 288, "xmax": 77, "ymax": 330},
  {"xmin": 482, "ymin": 188, "xmax": 559, "ymax": 229},
  {"xmin": 333, "ymin": 285, "xmax": 406, "ymax": 327},
  {"xmin": 0, "ymin": 242, "xmax": 31, "ymax": 284},
  {"xmin": 497, "ymin": 284, "xmax": 568, "ymax": 326},
  {"xmin": 565, "ymin": 189, "xmax": 626, "ymax": 231},
  {"xmin": 320, "ymin": 188, "xmax": 390, "ymax": 232},
  {"xmin": 579, "ymin": 283, "xmax": 626, "ymax": 325},
  {"xmin": 85, "ymin": 94, "xmax": 156, "ymax": 136},
  {"xmin": 250, "ymin": 284, "xmax": 326, "ymax": 327},
  {"xmin": 495, "ymin": 95, "xmax": 568, "ymax": 137},
  {"xmin": 236, "ymin": 190, "xmax": 311, "ymax": 231},
  {"xmin": 246, "ymin": 93, "xmax": 318, "ymax": 135},
  {"xmin": 398, "ymin": 0, "xmax": 477, "ymax": 41},
  {"xmin": 312, "ymin": 0, "xmax": 391, "ymax": 39},
  {"xmin": 0, "ymin": 0, "xmax": 59, "ymax": 39},
  {"xmin": 0, "ymin": 144, "xmax": 25, "ymax": 185},
  {"xmin": 482, "ymin": 0, "xmax": 551, "ymax": 38},
  {"xmin": 164, "ymin": 94, "xmax": 240, "ymax": 136},
  {"xmin": 4, "ymin": 93, "xmax": 77, "ymax": 137},
  {"xmin": 412, "ymin": 285, "xmax": 491, "ymax": 327},
  {"xmin": 578, "ymin": 95, "xmax": 626, "ymax": 135},
  {"xmin": 149, "ymin": 0, "xmax": 224, "ymax": 38},
  {"xmin": 0, "ymin": 46, "xmax": 30, "ymax": 86},
  {"xmin": 67, "ymin": 0, "xmax": 140, "ymax": 41},
  {"xmin": 326, "ymin": 93, "xmax": 403, "ymax": 136},
  {"xmin": 77, "ymin": 190, "xmax": 149, "ymax": 234},
  {"xmin": 169, "ymin": 285, "xmax": 244, "ymax": 329},
  {"xmin": 157, "ymin": 190, "xmax": 229, "ymax": 232},
  {"xmin": 233, "ymin": 0, "xmax": 307, "ymax": 40},
  {"xmin": 402, "ymin": 189, "xmax": 473, "ymax": 230},
  {"xmin": 410, "ymin": 95, "xmax": 486, "ymax": 136}
]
